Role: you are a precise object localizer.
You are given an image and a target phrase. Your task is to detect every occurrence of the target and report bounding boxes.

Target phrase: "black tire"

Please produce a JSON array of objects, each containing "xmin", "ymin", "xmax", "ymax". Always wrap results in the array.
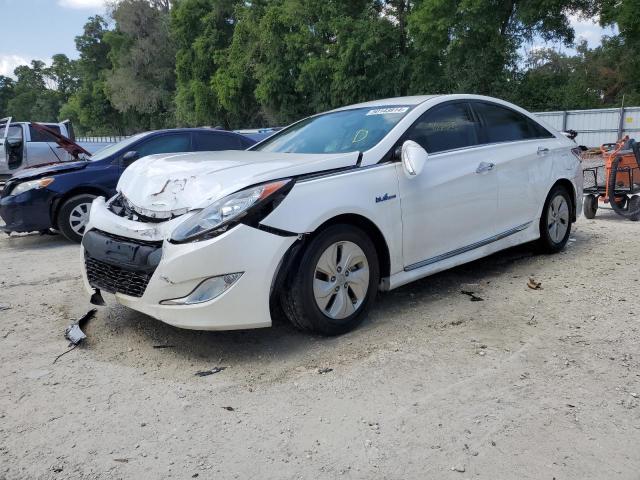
[
  {"xmin": 629, "ymin": 195, "xmax": 640, "ymax": 222},
  {"xmin": 583, "ymin": 194, "xmax": 598, "ymax": 219},
  {"xmin": 614, "ymin": 195, "xmax": 628, "ymax": 210},
  {"xmin": 281, "ymin": 224, "xmax": 380, "ymax": 336},
  {"xmin": 537, "ymin": 185, "xmax": 572, "ymax": 253},
  {"xmin": 57, "ymin": 194, "xmax": 96, "ymax": 243}
]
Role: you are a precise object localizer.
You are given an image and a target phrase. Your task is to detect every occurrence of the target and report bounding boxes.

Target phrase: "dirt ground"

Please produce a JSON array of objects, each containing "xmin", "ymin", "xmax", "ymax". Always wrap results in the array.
[{"xmin": 1, "ymin": 210, "xmax": 639, "ymax": 480}]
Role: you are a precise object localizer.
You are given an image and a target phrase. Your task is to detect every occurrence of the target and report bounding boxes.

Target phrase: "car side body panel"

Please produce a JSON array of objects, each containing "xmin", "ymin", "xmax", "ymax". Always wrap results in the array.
[{"xmin": 261, "ymin": 163, "xmax": 404, "ymax": 276}]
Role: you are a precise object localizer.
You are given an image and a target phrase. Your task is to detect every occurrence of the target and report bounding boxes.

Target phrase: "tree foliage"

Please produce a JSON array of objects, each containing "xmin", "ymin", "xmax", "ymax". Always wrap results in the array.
[
  {"xmin": 106, "ymin": 0, "xmax": 176, "ymax": 128},
  {"xmin": 0, "ymin": 0, "xmax": 637, "ymax": 134}
]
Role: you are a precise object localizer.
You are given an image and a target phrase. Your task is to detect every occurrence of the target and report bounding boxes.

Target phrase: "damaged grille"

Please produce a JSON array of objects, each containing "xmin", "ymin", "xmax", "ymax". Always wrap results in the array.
[
  {"xmin": 82, "ymin": 229, "xmax": 162, "ymax": 298},
  {"xmin": 95, "ymin": 228, "xmax": 163, "ymax": 248},
  {"xmin": 85, "ymin": 256, "xmax": 153, "ymax": 298}
]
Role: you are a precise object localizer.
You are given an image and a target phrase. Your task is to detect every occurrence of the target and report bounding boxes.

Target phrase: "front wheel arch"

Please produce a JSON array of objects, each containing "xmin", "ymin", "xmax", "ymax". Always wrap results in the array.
[
  {"xmin": 52, "ymin": 187, "xmax": 109, "ymax": 229},
  {"xmin": 271, "ymin": 213, "xmax": 391, "ymax": 295},
  {"xmin": 269, "ymin": 214, "xmax": 390, "ymax": 324}
]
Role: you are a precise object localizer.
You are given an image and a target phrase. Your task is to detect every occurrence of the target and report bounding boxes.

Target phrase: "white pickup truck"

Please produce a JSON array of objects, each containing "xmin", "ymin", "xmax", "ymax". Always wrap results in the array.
[{"xmin": 0, "ymin": 117, "xmax": 98, "ymax": 180}]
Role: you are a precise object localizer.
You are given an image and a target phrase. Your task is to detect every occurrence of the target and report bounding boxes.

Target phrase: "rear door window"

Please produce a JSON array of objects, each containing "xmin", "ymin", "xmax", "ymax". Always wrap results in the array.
[
  {"xmin": 405, "ymin": 103, "xmax": 480, "ymax": 154},
  {"xmin": 193, "ymin": 132, "xmax": 243, "ymax": 151},
  {"xmin": 474, "ymin": 102, "xmax": 554, "ymax": 144},
  {"xmin": 134, "ymin": 133, "xmax": 191, "ymax": 158},
  {"xmin": 29, "ymin": 125, "xmax": 61, "ymax": 142}
]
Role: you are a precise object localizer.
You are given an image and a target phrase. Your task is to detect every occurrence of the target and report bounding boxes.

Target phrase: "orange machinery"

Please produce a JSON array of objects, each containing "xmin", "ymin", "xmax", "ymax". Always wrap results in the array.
[{"xmin": 582, "ymin": 136, "xmax": 640, "ymax": 221}]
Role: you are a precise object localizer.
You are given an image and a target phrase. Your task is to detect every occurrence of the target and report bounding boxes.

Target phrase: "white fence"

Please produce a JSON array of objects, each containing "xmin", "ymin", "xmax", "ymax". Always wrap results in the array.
[{"xmin": 534, "ymin": 106, "xmax": 640, "ymax": 147}]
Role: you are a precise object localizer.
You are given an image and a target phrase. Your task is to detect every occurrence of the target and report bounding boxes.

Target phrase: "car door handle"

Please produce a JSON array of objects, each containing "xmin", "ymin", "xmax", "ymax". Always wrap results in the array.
[
  {"xmin": 537, "ymin": 147, "xmax": 550, "ymax": 155},
  {"xmin": 476, "ymin": 162, "xmax": 495, "ymax": 174}
]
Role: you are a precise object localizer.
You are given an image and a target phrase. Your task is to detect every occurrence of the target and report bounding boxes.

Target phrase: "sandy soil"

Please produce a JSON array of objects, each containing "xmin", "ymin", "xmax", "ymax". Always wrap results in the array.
[{"xmin": 1, "ymin": 211, "xmax": 639, "ymax": 480}]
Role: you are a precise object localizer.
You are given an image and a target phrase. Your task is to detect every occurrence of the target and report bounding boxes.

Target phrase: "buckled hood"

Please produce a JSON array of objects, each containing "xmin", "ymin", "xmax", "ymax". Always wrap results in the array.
[
  {"xmin": 117, "ymin": 150, "xmax": 360, "ymax": 216},
  {"xmin": 10, "ymin": 161, "xmax": 88, "ymax": 181}
]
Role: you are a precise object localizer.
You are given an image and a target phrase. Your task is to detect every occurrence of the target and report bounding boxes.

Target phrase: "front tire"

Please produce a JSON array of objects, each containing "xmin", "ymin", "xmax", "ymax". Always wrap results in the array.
[
  {"xmin": 58, "ymin": 194, "xmax": 96, "ymax": 243},
  {"xmin": 281, "ymin": 225, "xmax": 380, "ymax": 336},
  {"xmin": 537, "ymin": 185, "xmax": 572, "ymax": 253},
  {"xmin": 583, "ymin": 194, "xmax": 598, "ymax": 219}
]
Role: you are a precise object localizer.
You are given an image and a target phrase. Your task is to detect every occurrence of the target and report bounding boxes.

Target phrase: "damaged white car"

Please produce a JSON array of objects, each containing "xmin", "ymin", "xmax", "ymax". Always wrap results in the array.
[{"xmin": 81, "ymin": 95, "xmax": 582, "ymax": 335}]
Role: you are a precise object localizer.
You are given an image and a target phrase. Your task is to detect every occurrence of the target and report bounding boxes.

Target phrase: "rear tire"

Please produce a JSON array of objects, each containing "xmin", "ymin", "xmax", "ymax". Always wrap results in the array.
[
  {"xmin": 281, "ymin": 224, "xmax": 380, "ymax": 336},
  {"xmin": 583, "ymin": 194, "xmax": 598, "ymax": 219},
  {"xmin": 58, "ymin": 194, "xmax": 96, "ymax": 243},
  {"xmin": 537, "ymin": 185, "xmax": 572, "ymax": 253},
  {"xmin": 629, "ymin": 195, "xmax": 640, "ymax": 221}
]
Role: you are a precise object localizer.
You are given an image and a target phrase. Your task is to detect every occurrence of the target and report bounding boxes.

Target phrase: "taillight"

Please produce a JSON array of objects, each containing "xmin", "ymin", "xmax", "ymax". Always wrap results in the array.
[{"xmin": 571, "ymin": 147, "xmax": 583, "ymax": 162}]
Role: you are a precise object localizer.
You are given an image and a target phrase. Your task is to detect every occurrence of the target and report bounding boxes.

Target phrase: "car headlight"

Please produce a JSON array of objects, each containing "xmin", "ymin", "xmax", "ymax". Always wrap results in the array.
[
  {"xmin": 11, "ymin": 177, "xmax": 55, "ymax": 196},
  {"xmin": 170, "ymin": 179, "xmax": 293, "ymax": 243}
]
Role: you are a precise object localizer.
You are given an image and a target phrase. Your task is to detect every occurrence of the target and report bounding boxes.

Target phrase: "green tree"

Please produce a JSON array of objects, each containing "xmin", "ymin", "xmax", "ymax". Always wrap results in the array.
[
  {"xmin": 47, "ymin": 54, "xmax": 79, "ymax": 101},
  {"xmin": 60, "ymin": 15, "xmax": 126, "ymax": 134},
  {"xmin": 172, "ymin": 0, "xmax": 241, "ymax": 126},
  {"xmin": 408, "ymin": 0, "xmax": 599, "ymax": 95},
  {"xmin": 6, "ymin": 60, "xmax": 62, "ymax": 121},
  {"xmin": 0, "ymin": 76, "xmax": 14, "ymax": 116},
  {"xmin": 212, "ymin": 0, "xmax": 411, "ymax": 127},
  {"xmin": 105, "ymin": 0, "xmax": 176, "ymax": 128}
]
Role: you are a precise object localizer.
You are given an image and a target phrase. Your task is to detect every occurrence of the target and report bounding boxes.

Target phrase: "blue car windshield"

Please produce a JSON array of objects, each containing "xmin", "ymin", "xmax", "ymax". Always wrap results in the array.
[
  {"xmin": 89, "ymin": 132, "xmax": 148, "ymax": 161},
  {"xmin": 252, "ymin": 106, "xmax": 413, "ymax": 154}
]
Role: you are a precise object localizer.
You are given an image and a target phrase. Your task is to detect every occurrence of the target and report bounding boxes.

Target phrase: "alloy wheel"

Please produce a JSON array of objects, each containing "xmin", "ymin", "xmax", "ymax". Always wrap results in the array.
[
  {"xmin": 313, "ymin": 241, "xmax": 370, "ymax": 320},
  {"xmin": 547, "ymin": 195, "xmax": 569, "ymax": 243}
]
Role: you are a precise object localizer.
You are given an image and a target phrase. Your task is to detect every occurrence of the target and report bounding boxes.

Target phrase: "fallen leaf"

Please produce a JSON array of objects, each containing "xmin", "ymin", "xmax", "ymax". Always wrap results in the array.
[{"xmin": 527, "ymin": 278, "xmax": 542, "ymax": 290}]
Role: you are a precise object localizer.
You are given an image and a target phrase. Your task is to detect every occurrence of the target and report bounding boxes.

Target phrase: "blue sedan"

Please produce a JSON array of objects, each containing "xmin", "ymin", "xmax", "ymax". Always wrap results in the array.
[{"xmin": 0, "ymin": 128, "xmax": 255, "ymax": 242}]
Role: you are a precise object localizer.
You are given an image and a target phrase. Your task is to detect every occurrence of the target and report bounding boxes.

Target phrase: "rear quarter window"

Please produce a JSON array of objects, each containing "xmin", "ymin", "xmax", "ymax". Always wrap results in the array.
[{"xmin": 474, "ymin": 102, "xmax": 554, "ymax": 144}]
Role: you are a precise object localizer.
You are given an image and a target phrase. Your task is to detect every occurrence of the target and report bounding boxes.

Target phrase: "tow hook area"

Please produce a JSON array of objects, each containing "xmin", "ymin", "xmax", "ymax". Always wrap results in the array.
[{"xmin": 90, "ymin": 289, "xmax": 105, "ymax": 306}]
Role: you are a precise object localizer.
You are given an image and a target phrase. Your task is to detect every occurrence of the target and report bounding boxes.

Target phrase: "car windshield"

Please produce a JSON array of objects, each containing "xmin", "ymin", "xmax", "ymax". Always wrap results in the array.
[
  {"xmin": 88, "ymin": 132, "xmax": 148, "ymax": 161},
  {"xmin": 253, "ymin": 106, "xmax": 413, "ymax": 154}
]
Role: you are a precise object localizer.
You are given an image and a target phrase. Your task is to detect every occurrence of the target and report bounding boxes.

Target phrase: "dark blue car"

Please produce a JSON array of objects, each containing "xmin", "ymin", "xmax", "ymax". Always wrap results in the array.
[{"xmin": 0, "ymin": 128, "xmax": 255, "ymax": 242}]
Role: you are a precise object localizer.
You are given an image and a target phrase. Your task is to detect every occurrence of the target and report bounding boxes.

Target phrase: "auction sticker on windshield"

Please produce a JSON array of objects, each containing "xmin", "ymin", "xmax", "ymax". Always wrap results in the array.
[{"xmin": 366, "ymin": 107, "xmax": 410, "ymax": 116}]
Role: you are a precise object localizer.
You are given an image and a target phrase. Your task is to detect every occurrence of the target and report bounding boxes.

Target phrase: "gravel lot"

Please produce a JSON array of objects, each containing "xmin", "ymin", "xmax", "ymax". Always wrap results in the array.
[{"xmin": 1, "ymin": 211, "xmax": 639, "ymax": 480}]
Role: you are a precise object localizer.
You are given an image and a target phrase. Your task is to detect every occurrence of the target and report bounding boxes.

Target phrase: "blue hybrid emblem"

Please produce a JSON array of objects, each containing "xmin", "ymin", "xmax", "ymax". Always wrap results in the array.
[{"xmin": 375, "ymin": 193, "xmax": 397, "ymax": 203}]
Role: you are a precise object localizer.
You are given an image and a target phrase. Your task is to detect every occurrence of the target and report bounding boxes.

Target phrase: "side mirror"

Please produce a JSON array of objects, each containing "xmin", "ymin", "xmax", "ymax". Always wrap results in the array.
[
  {"xmin": 7, "ymin": 138, "xmax": 23, "ymax": 148},
  {"xmin": 401, "ymin": 140, "xmax": 428, "ymax": 178},
  {"xmin": 122, "ymin": 150, "xmax": 139, "ymax": 166}
]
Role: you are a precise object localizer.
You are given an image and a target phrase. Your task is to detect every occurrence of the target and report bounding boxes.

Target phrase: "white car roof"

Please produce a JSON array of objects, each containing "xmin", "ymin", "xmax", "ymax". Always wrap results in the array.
[{"xmin": 331, "ymin": 95, "xmax": 441, "ymax": 112}]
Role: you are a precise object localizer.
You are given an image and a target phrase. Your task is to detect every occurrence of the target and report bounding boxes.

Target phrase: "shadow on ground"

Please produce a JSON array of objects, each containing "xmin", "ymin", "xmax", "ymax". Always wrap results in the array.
[{"xmin": 82, "ymin": 228, "xmax": 590, "ymax": 377}]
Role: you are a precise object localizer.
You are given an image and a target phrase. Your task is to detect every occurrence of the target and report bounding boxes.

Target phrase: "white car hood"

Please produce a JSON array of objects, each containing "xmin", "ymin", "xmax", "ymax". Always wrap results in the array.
[{"xmin": 117, "ymin": 150, "xmax": 360, "ymax": 215}]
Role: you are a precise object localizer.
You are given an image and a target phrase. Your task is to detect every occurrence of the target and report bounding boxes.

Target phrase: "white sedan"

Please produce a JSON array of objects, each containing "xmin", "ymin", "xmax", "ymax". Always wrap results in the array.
[{"xmin": 81, "ymin": 94, "xmax": 582, "ymax": 335}]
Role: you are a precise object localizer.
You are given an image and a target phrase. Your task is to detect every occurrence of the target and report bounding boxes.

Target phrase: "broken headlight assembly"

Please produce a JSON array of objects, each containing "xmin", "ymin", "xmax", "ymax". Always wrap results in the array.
[
  {"xmin": 170, "ymin": 179, "xmax": 293, "ymax": 243},
  {"xmin": 11, "ymin": 177, "xmax": 54, "ymax": 196}
]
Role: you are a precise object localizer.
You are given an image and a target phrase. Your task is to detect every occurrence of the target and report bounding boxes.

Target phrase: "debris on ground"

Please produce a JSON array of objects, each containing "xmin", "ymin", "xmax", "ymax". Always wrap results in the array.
[
  {"xmin": 451, "ymin": 465, "xmax": 466, "ymax": 473},
  {"xmin": 461, "ymin": 290, "xmax": 484, "ymax": 302},
  {"xmin": 318, "ymin": 367, "xmax": 333, "ymax": 374},
  {"xmin": 152, "ymin": 345, "xmax": 175, "ymax": 349},
  {"xmin": 527, "ymin": 278, "xmax": 543, "ymax": 290},
  {"xmin": 53, "ymin": 309, "xmax": 97, "ymax": 364},
  {"xmin": 0, "ymin": 303, "xmax": 11, "ymax": 311},
  {"xmin": 222, "ymin": 406, "xmax": 235, "ymax": 411},
  {"xmin": 90, "ymin": 290, "xmax": 105, "ymax": 306},
  {"xmin": 194, "ymin": 367, "xmax": 226, "ymax": 377},
  {"xmin": 65, "ymin": 309, "xmax": 96, "ymax": 344},
  {"xmin": 113, "ymin": 458, "xmax": 129, "ymax": 463}
]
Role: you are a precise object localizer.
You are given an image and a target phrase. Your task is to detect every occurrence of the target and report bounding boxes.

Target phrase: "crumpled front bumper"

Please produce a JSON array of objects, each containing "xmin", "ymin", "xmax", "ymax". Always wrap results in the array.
[
  {"xmin": 0, "ymin": 188, "xmax": 55, "ymax": 233},
  {"xmin": 81, "ymin": 198, "xmax": 297, "ymax": 330}
]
